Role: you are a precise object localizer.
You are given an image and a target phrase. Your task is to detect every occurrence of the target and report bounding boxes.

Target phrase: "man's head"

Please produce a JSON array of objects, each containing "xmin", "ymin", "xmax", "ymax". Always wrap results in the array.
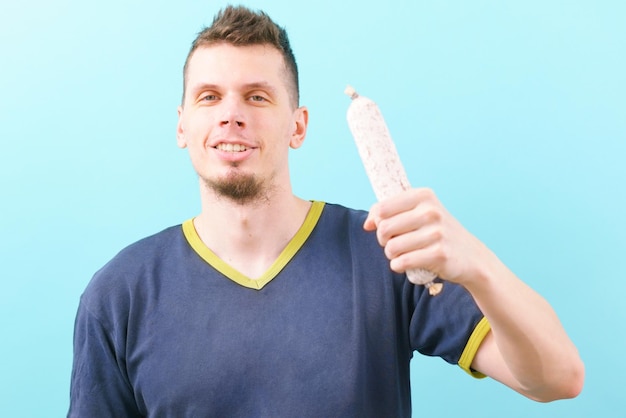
[
  {"xmin": 176, "ymin": 7, "xmax": 309, "ymax": 206},
  {"xmin": 182, "ymin": 5, "xmax": 299, "ymax": 108}
]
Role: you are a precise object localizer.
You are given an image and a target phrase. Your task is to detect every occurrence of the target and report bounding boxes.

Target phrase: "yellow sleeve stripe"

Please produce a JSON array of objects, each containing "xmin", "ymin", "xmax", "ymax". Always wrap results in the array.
[{"xmin": 458, "ymin": 317, "xmax": 491, "ymax": 378}]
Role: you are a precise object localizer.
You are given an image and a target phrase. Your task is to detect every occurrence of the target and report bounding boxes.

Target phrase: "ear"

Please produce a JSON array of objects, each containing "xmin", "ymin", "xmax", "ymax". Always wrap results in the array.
[
  {"xmin": 289, "ymin": 106, "xmax": 309, "ymax": 149},
  {"xmin": 176, "ymin": 105, "xmax": 187, "ymax": 149}
]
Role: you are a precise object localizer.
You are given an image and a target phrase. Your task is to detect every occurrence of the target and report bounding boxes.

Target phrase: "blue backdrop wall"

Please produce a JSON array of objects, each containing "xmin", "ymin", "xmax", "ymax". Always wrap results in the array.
[{"xmin": 1, "ymin": 1, "xmax": 624, "ymax": 416}]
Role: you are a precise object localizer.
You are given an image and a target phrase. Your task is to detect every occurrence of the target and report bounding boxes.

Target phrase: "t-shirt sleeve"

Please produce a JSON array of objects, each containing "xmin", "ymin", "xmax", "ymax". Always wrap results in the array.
[
  {"xmin": 457, "ymin": 316, "xmax": 491, "ymax": 377},
  {"xmin": 68, "ymin": 297, "xmax": 141, "ymax": 417},
  {"xmin": 406, "ymin": 280, "xmax": 490, "ymax": 378}
]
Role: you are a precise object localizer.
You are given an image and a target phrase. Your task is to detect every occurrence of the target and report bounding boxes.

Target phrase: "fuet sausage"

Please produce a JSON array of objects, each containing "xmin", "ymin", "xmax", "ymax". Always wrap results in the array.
[{"xmin": 344, "ymin": 85, "xmax": 443, "ymax": 296}]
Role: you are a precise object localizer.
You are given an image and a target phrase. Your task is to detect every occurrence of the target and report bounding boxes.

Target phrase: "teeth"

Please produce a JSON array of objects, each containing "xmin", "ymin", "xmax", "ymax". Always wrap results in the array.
[{"xmin": 216, "ymin": 143, "xmax": 248, "ymax": 152}]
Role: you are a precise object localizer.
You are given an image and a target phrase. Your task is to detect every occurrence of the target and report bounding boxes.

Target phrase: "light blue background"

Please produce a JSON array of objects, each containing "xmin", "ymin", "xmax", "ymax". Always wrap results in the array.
[{"xmin": 1, "ymin": 1, "xmax": 624, "ymax": 416}]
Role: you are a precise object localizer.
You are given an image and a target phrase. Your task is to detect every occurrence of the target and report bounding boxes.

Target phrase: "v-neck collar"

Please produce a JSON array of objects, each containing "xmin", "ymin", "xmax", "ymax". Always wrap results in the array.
[{"xmin": 182, "ymin": 201, "xmax": 325, "ymax": 290}]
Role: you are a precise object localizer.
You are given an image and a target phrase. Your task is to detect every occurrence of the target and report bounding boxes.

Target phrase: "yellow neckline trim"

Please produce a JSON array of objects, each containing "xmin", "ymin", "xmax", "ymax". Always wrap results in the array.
[
  {"xmin": 182, "ymin": 201, "xmax": 325, "ymax": 290},
  {"xmin": 458, "ymin": 316, "xmax": 491, "ymax": 378}
]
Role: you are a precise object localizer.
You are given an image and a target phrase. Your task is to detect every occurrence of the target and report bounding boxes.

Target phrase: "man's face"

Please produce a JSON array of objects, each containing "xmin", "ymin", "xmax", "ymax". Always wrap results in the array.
[{"xmin": 177, "ymin": 44, "xmax": 308, "ymax": 204}]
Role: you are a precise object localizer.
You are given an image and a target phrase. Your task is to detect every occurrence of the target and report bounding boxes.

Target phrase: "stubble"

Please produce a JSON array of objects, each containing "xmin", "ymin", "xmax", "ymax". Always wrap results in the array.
[{"xmin": 201, "ymin": 169, "xmax": 271, "ymax": 205}]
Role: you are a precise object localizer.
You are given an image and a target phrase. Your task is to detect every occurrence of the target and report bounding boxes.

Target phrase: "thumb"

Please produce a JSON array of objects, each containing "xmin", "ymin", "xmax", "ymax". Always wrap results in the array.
[{"xmin": 363, "ymin": 206, "xmax": 379, "ymax": 232}]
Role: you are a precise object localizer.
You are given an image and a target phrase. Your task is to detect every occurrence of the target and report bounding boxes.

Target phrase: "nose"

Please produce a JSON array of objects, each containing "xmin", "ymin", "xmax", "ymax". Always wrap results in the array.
[
  {"xmin": 221, "ymin": 120, "xmax": 244, "ymax": 127},
  {"xmin": 219, "ymin": 96, "xmax": 245, "ymax": 128}
]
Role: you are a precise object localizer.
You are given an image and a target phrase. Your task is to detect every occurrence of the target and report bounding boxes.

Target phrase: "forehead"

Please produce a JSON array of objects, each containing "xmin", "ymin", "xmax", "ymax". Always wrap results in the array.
[{"xmin": 186, "ymin": 44, "xmax": 288, "ymax": 88}]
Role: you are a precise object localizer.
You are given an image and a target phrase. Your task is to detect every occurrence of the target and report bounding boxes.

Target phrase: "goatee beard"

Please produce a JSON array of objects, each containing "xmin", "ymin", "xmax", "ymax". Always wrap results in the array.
[{"xmin": 202, "ymin": 171, "xmax": 269, "ymax": 205}]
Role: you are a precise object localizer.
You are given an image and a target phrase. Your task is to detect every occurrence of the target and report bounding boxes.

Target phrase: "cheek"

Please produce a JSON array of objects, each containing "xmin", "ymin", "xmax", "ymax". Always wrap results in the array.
[
  {"xmin": 182, "ymin": 122, "xmax": 211, "ymax": 157},
  {"xmin": 262, "ymin": 117, "xmax": 295, "ymax": 144},
  {"xmin": 184, "ymin": 117, "xmax": 212, "ymax": 144}
]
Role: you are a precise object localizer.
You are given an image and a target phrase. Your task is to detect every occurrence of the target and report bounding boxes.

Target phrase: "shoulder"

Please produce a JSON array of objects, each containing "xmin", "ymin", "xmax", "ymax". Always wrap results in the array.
[
  {"xmin": 318, "ymin": 201, "xmax": 369, "ymax": 231},
  {"xmin": 315, "ymin": 201, "xmax": 383, "ymax": 255},
  {"xmin": 99, "ymin": 224, "xmax": 183, "ymax": 274},
  {"xmin": 80, "ymin": 224, "xmax": 184, "ymax": 309}
]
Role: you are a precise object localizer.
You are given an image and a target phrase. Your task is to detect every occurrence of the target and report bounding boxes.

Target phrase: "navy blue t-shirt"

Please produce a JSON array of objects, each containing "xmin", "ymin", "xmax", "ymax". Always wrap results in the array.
[{"xmin": 68, "ymin": 202, "xmax": 488, "ymax": 417}]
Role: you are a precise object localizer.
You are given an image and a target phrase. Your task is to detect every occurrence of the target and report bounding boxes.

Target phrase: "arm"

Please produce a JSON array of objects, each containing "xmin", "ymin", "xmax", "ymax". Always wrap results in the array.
[
  {"xmin": 68, "ymin": 300, "xmax": 142, "ymax": 417},
  {"xmin": 364, "ymin": 188, "xmax": 584, "ymax": 401}
]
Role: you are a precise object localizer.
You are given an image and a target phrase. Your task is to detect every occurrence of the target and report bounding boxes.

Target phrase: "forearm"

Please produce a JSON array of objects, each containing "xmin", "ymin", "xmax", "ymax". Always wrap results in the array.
[
  {"xmin": 465, "ymin": 249, "xmax": 584, "ymax": 401},
  {"xmin": 364, "ymin": 189, "xmax": 584, "ymax": 399}
]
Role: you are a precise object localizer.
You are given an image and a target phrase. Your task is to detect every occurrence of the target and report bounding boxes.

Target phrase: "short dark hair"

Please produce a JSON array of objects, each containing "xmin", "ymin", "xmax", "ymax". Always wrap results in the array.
[{"xmin": 182, "ymin": 5, "xmax": 299, "ymax": 107}]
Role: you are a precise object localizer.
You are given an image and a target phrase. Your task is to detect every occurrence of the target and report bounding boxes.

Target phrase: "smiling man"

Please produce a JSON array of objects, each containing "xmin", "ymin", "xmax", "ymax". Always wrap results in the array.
[
  {"xmin": 178, "ymin": 42, "xmax": 307, "ymax": 209},
  {"xmin": 68, "ymin": 5, "xmax": 584, "ymax": 417}
]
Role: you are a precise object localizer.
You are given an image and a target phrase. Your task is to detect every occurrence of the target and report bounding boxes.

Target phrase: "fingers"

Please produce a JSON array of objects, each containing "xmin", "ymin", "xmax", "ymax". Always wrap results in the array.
[
  {"xmin": 378, "ymin": 188, "xmax": 439, "ymax": 218},
  {"xmin": 364, "ymin": 188, "xmax": 439, "ymax": 230},
  {"xmin": 363, "ymin": 187, "xmax": 484, "ymax": 285},
  {"xmin": 367, "ymin": 189, "xmax": 443, "ymax": 243},
  {"xmin": 388, "ymin": 242, "xmax": 443, "ymax": 275},
  {"xmin": 383, "ymin": 222, "xmax": 442, "ymax": 261},
  {"xmin": 363, "ymin": 188, "xmax": 448, "ymax": 276}
]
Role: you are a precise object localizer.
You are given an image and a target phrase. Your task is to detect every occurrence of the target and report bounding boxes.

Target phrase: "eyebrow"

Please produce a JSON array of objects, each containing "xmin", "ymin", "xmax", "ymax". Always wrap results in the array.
[
  {"xmin": 189, "ymin": 81, "xmax": 279, "ymax": 97},
  {"xmin": 243, "ymin": 82, "xmax": 279, "ymax": 95}
]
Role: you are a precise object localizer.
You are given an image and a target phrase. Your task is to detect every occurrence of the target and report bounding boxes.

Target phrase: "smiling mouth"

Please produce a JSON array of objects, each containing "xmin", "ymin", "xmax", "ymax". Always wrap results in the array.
[{"xmin": 215, "ymin": 143, "xmax": 250, "ymax": 152}]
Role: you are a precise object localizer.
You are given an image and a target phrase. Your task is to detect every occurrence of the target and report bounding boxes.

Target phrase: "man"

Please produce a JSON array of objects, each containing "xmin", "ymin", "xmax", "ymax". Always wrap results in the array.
[{"xmin": 68, "ymin": 5, "xmax": 584, "ymax": 417}]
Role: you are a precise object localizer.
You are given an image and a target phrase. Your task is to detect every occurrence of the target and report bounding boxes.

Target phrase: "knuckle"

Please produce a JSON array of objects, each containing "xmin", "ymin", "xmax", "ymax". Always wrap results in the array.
[
  {"xmin": 432, "ymin": 243, "xmax": 449, "ymax": 264},
  {"xmin": 384, "ymin": 238, "xmax": 399, "ymax": 259},
  {"xmin": 425, "ymin": 207, "xmax": 442, "ymax": 223},
  {"xmin": 418, "ymin": 187, "xmax": 435, "ymax": 200},
  {"xmin": 390, "ymin": 257, "xmax": 408, "ymax": 274},
  {"xmin": 408, "ymin": 188, "xmax": 422, "ymax": 200},
  {"xmin": 377, "ymin": 219, "xmax": 392, "ymax": 240},
  {"xmin": 376, "ymin": 227, "xmax": 388, "ymax": 247},
  {"xmin": 377, "ymin": 200, "xmax": 392, "ymax": 217},
  {"xmin": 429, "ymin": 228, "xmax": 443, "ymax": 242}
]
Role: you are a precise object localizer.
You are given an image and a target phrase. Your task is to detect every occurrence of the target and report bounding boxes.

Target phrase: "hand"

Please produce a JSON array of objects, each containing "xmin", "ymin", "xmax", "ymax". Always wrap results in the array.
[
  {"xmin": 363, "ymin": 189, "xmax": 585, "ymax": 401},
  {"xmin": 363, "ymin": 188, "xmax": 490, "ymax": 287}
]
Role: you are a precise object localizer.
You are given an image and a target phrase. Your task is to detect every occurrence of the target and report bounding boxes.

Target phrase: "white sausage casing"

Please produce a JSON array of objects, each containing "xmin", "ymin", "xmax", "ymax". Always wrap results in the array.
[{"xmin": 345, "ymin": 86, "xmax": 442, "ymax": 296}]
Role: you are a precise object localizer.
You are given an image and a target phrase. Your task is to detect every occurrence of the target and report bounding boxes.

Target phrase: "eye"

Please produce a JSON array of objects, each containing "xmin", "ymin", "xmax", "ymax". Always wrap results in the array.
[
  {"xmin": 201, "ymin": 94, "xmax": 219, "ymax": 102},
  {"xmin": 249, "ymin": 95, "xmax": 267, "ymax": 102}
]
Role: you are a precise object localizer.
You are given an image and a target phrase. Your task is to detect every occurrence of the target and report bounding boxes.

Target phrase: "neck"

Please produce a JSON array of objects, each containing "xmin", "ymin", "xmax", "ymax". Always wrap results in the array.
[{"xmin": 192, "ymin": 181, "xmax": 312, "ymax": 278}]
